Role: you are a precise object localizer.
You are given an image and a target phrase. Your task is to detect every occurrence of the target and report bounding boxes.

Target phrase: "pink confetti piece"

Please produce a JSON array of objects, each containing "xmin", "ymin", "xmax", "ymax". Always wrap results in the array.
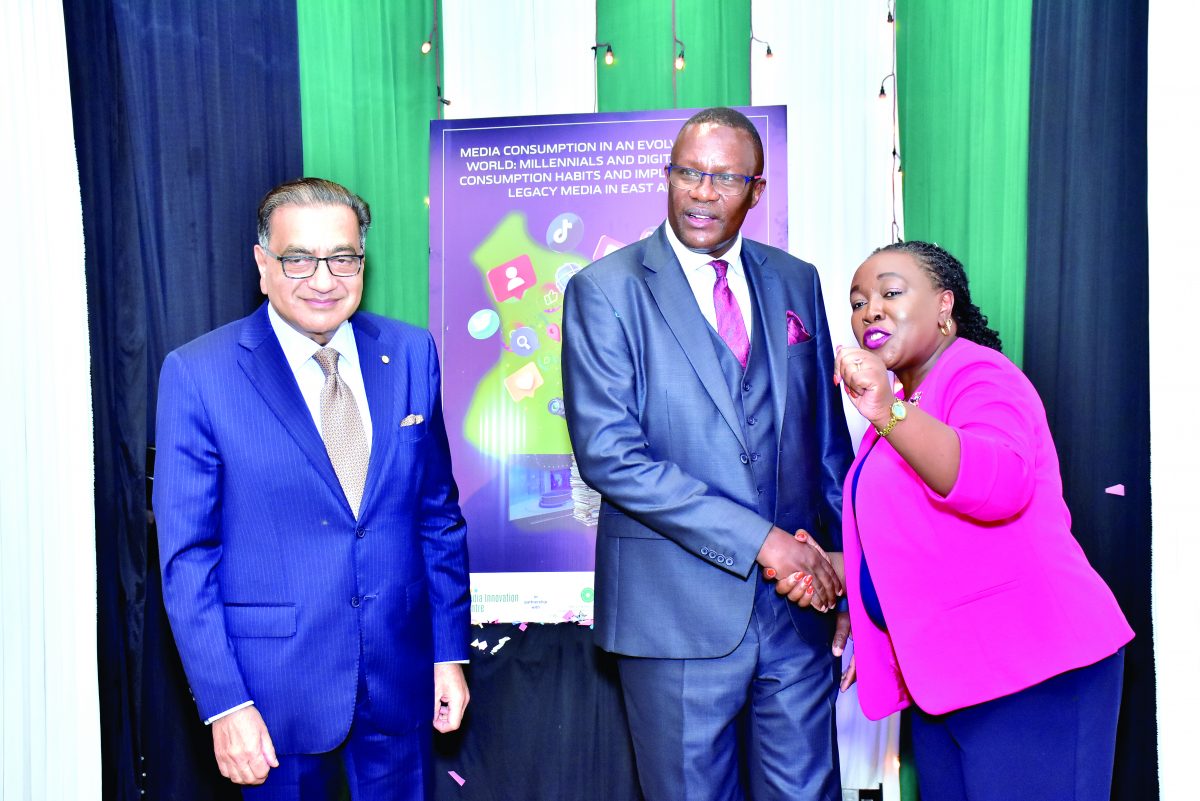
[
  {"xmin": 1105, "ymin": 484, "xmax": 1126, "ymax": 496},
  {"xmin": 448, "ymin": 770, "xmax": 466, "ymax": 787},
  {"xmin": 518, "ymin": 622, "xmax": 528, "ymax": 631},
  {"xmin": 562, "ymin": 609, "xmax": 576, "ymax": 621}
]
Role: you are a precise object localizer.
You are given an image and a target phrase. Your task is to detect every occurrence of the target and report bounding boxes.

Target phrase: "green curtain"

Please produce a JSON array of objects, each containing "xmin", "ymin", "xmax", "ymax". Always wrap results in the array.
[
  {"xmin": 596, "ymin": 0, "xmax": 750, "ymax": 112},
  {"xmin": 297, "ymin": 0, "xmax": 439, "ymax": 325},
  {"xmin": 897, "ymin": 0, "xmax": 1032, "ymax": 364}
]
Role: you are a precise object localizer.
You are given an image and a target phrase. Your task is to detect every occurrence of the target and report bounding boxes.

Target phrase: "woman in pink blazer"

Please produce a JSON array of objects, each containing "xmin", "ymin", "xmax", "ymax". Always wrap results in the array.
[{"xmin": 821, "ymin": 241, "xmax": 1131, "ymax": 800}]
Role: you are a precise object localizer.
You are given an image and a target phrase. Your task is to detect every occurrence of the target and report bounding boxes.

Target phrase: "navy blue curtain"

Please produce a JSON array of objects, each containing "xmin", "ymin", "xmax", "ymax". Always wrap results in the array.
[
  {"xmin": 63, "ymin": 2, "xmax": 303, "ymax": 797},
  {"xmin": 1025, "ymin": 2, "xmax": 1154, "ymax": 799}
]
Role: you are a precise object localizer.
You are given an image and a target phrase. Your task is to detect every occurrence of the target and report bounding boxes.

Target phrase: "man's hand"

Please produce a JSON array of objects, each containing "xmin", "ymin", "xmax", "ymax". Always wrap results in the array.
[
  {"xmin": 757, "ymin": 527, "xmax": 843, "ymax": 611},
  {"xmin": 211, "ymin": 706, "xmax": 278, "ymax": 786},
  {"xmin": 433, "ymin": 663, "xmax": 470, "ymax": 733}
]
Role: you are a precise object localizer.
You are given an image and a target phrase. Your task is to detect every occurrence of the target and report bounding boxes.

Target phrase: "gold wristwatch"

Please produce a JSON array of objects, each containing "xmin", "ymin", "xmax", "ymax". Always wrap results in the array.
[{"xmin": 875, "ymin": 400, "xmax": 908, "ymax": 437}]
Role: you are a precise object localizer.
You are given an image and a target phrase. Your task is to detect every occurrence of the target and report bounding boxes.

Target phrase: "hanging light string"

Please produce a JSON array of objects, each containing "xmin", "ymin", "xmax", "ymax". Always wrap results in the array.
[
  {"xmin": 881, "ymin": 2, "xmax": 900, "ymax": 242},
  {"xmin": 419, "ymin": 0, "xmax": 449, "ymax": 115},
  {"xmin": 670, "ymin": 0, "xmax": 680, "ymax": 106},
  {"xmin": 748, "ymin": 32, "xmax": 772, "ymax": 104},
  {"xmin": 591, "ymin": 41, "xmax": 615, "ymax": 113}
]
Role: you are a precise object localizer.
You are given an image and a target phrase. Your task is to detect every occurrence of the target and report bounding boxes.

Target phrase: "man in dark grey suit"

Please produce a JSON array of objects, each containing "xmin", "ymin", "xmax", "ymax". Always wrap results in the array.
[{"xmin": 562, "ymin": 108, "xmax": 853, "ymax": 800}]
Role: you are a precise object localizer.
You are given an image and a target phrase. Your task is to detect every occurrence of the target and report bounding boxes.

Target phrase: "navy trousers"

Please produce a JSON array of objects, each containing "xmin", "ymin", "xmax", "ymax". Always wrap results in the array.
[
  {"xmin": 911, "ymin": 648, "xmax": 1125, "ymax": 801},
  {"xmin": 617, "ymin": 576, "xmax": 841, "ymax": 801},
  {"xmin": 241, "ymin": 666, "xmax": 431, "ymax": 801}
]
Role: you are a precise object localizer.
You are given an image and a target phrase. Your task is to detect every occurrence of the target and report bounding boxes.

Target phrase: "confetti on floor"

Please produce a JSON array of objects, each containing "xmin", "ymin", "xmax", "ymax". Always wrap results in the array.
[
  {"xmin": 491, "ymin": 636, "xmax": 511, "ymax": 655},
  {"xmin": 448, "ymin": 770, "xmax": 466, "ymax": 787},
  {"xmin": 1105, "ymin": 484, "xmax": 1126, "ymax": 496}
]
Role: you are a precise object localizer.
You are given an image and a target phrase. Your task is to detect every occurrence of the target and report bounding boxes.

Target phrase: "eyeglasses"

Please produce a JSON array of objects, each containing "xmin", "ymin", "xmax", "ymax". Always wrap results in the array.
[
  {"xmin": 665, "ymin": 164, "xmax": 761, "ymax": 196},
  {"xmin": 264, "ymin": 248, "xmax": 364, "ymax": 279}
]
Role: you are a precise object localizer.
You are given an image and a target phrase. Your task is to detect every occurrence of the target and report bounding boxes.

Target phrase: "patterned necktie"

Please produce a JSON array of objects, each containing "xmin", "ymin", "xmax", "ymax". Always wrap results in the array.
[
  {"xmin": 711, "ymin": 259, "xmax": 750, "ymax": 368},
  {"xmin": 313, "ymin": 347, "xmax": 369, "ymax": 517}
]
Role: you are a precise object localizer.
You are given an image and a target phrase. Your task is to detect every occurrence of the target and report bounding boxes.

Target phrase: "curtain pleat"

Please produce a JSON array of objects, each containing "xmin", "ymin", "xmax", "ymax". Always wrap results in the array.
[
  {"xmin": 64, "ymin": 1, "xmax": 303, "ymax": 797},
  {"xmin": 298, "ymin": 0, "xmax": 439, "ymax": 325},
  {"xmin": 1147, "ymin": 2, "xmax": 1200, "ymax": 797},
  {"xmin": 898, "ymin": 0, "xmax": 1031, "ymax": 364},
  {"xmin": 0, "ymin": 1, "xmax": 100, "ymax": 798},
  {"xmin": 442, "ymin": 0, "xmax": 597, "ymax": 118},
  {"xmin": 1025, "ymin": 3, "xmax": 1154, "ymax": 800}
]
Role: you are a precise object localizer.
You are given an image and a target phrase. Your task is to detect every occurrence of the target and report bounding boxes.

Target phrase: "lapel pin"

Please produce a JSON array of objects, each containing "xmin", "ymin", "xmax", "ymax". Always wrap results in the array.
[{"xmin": 381, "ymin": 355, "xmax": 390, "ymax": 364}]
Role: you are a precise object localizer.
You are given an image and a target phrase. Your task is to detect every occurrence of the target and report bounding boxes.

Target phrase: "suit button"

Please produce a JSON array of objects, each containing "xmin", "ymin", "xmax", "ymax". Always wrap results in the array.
[
  {"xmin": 747, "ymin": 416, "xmax": 757, "ymax": 425},
  {"xmin": 701, "ymin": 547, "xmax": 710, "ymax": 556},
  {"xmin": 356, "ymin": 527, "xmax": 367, "ymax": 539},
  {"xmin": 750, "ymin": 452, "xmax": 760, "ymax": 462},
  {"xmin": 351, "ymin": 596, "xmax": 361, "ymax": 608},
  {"xmin": 742, "ymin": 382, "xmax": 752, "ymax": 393},
  {"xmin": 740, "ymin": 453, "xmax": 750, "ymax": 465}
]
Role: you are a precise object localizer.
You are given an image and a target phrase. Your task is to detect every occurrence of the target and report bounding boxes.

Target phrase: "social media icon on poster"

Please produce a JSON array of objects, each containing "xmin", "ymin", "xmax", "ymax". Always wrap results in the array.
[
  {"xmin": 592, "ymin": 234, "xmax": 626, "ymax": 261},
  {"xmin": 467, "ymin": 309, "xmax": 500, "ymax": 340},
  {"xmin": 547, "ymin": 397, "xmax": 565, "ymax": 417},
  {"xmin": 509, "ymin": 326, "xmax": 540, "ymax": 357},
  {"xmin": 485, "ymin": 254, "xmax": 537, "ymax": 303},
  {"xmin": 546, "ymin": 212, "xmax": 584, "ymax": 252},
  {"xmin": 545, "ymin": 322, "xmax": 561, "ymax": 342},
  {"xmin": 503, "ymin": 363, "xmax": 544, "ymax": 402},
  {"xmin": 543, "ymin": 283, "xmax": 561, "ymax": 307},
  {"xmin": 554, "ymin": 262, "xmax": 583, "ymax": 293}
]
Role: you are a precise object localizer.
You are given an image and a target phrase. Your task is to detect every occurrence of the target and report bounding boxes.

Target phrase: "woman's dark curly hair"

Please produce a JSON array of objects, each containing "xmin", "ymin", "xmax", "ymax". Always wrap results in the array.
[{"xmin": 872, "ymin": 240, "xmax": 1003, "ymax": 352}]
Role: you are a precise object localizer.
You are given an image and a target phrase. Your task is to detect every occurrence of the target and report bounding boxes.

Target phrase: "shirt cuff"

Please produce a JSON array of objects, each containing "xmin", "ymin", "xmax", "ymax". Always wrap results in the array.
[
  {"xmin": 205, "ymin": 700, "xmax": 255, "ymax": 725},
  {"xmin": 436, "ymin": 660, "xmax": 470, "ymax": 665}
]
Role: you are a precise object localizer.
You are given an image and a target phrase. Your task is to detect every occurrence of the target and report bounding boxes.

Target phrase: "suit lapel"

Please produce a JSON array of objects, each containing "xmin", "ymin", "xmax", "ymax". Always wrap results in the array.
[
  {"xmin": 351, "ymin": 312, "xmax": 397, "ymax": 514},
  {"xmin": 643, "ymin": 228, "xmax": 748, "ymax": 451},
  {"xmin": 237, "ymin": 303, "xmax": 345, "ymax": 504},
  {"xmin": 744, "ymin": 242, "xmax": 789, "ymax": 439}
]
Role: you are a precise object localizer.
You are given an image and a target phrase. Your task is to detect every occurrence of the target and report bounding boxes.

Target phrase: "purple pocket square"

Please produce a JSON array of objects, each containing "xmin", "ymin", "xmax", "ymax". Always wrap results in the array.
[{"xmin": 786, "ymin": 310, "xmax": 812, "ymax": 345}]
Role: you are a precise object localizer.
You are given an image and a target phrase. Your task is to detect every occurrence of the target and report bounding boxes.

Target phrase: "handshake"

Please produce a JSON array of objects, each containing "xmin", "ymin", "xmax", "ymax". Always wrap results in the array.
[{"xmin": 756, "ymin": 526, "xmax": 844, "ymax": 612}]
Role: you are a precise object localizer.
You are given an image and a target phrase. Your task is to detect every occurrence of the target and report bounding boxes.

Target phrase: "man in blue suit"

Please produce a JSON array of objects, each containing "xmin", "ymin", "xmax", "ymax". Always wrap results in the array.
[
  {"xmin": 562, "ymin": 108, "xmax": 853, "ymax": 800},
  {"xmin": 154, "ymin": 178, "xmax": 470, "ymax": 799}
]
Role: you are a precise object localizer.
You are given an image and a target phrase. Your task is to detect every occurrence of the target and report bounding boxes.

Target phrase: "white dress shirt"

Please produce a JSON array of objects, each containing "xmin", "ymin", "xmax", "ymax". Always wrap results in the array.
[
  {"xmin": 267, "ymin": 303, "xmax": 373, "ymax": 450},
  {"xmin": 663, "ymin": 222, "xmax": 755, "ymax": 343}
]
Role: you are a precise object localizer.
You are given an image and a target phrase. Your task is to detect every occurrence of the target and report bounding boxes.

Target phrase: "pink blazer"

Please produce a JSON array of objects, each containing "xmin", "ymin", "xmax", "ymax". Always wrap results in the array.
[{"xmin": 843, "ymin": 338, "xmax": 1133, "ymax": 720}]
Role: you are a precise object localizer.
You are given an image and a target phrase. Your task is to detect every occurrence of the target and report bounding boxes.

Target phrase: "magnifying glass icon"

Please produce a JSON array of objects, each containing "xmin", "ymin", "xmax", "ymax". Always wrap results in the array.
[{"xmin": 516, "ymin": 335, "xmax": 530, "ymax": 349}]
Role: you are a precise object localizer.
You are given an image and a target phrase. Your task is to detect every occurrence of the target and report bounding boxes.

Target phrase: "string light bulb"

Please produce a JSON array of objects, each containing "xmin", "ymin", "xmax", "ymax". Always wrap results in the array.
[
  {"xmin": 766, "ymin": 45, "xmax": 773, "ymax": 58},
  {"xmin": 675, "ymin": 48, "xmax": 686, "ymax": 70},
  {"xmin": 605, "ymin": 45, "xmax": 614, "ymax": 65},
  {"xmin": 878, "ymin": 71, "xmax": 895, "ymax": 100},
  {"xmin": 421, "ymin": 39, "xmax": 432, "ymax": 54}
]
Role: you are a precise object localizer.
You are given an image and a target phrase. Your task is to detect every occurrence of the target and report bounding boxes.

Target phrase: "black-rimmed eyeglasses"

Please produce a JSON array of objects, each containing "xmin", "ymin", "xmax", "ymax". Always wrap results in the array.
[
  {"xmin": 665, "ymin": 163, "xmax": 761, "ymax": 196},
  {"xmin": 264, "ymin": 248, "xmax": 364, "ymax": 279}
]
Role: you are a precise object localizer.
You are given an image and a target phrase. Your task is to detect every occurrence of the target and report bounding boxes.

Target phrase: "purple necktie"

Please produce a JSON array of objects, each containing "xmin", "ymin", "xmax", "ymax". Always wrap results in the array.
[{"xmin": 711, "ymin": 259, "xmax": 749, "ymax": 368}]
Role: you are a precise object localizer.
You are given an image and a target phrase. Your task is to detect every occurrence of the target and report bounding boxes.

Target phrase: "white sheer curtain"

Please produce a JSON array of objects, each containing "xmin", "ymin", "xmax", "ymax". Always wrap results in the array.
[
  {"xmin": 1148, "ymin": 3, "xmax": 1198, "ymax": 798},
  {"xmin": 442, "ymin": 0, "xmax": 598, "ymax": 118},
  {"xmin": 751, "ymin": 1, "xmax": 904, "ymax": 795},
  {"xmin": 0, "ymin": 2, "xmax": 100, "ymax": 800}
]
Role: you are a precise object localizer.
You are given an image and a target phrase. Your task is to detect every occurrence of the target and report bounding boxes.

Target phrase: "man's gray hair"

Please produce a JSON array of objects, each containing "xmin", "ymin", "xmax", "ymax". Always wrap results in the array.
[{"xmin": 256, "ymin": 177, "xmax": 372, "ymax": 249}]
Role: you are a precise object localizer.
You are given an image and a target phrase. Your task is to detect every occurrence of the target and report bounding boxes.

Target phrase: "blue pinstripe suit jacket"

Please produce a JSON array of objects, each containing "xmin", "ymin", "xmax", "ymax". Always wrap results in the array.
[{"xmin": 153, "ymin": 302, "xmax": 470, "ymax": 754}]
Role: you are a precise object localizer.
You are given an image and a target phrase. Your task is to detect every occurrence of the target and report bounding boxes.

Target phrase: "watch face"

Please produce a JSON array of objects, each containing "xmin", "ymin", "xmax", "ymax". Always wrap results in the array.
[{"xmin": 891, "ymin": 400, "xmax": 908, "ymax": 420}]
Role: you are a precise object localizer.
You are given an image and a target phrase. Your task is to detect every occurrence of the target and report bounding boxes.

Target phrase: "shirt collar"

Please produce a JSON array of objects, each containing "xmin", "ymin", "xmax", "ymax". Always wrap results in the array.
[
  {"xmin": 267, "ymin": 302, "xmax": 359, "ymax": 371},
  {"xmin": 662, "ymin": 221, "xmax": 745, "ymax": 278}
]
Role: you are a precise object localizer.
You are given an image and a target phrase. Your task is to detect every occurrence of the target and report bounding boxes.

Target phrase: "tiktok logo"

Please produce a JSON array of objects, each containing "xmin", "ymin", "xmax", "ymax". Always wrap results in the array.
[{"xmin": 545, "ymin": 212, "xmax": 584, "ymax": 252}]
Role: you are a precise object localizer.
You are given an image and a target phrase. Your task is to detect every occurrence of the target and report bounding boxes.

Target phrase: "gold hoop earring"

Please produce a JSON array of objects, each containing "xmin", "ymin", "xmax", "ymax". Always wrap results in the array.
[{"xmin": 938, "ymin": 319, "xmax": 952, "ymax": 337}]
